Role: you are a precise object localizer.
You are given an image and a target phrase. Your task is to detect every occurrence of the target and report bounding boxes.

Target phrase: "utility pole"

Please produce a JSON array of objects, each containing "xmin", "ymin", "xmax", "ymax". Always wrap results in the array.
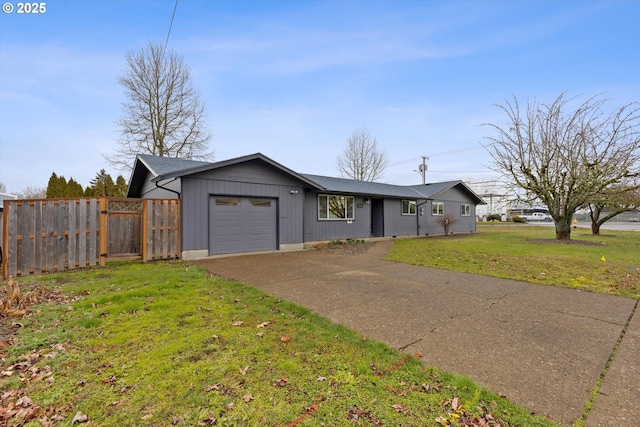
[{"xmin": 418, "ymin": 156, "xmax": 428, "ymax": 185}]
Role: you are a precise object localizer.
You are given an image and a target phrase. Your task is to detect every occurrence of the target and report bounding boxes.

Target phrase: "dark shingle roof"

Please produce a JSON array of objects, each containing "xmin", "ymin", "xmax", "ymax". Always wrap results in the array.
[
  {"xmin": 137, "ymin": 154, "xmax": 211, "ymax": 176},
  {"xmin": 127, "ymin": 153, "xmax": 484, "ymax": 204},
  {"xmin": 301, "ymin": 174, "xmax": 484, "ymax": 203},
  {"xmin": 301, "ymin": 174, "xmax": 432, "ymax": 198}
]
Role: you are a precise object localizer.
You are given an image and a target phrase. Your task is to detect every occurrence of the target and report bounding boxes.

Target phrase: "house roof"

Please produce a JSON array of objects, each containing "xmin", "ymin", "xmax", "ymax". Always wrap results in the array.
[
  {"xmin": 303, "ymin": 174, "xmax": 485, "ymax": 203},
  {"xmin": 127, "ymin": 153, "xmax": 485, "ymax": 204},
  {"xmin": 137, "ymin": 154, "xmax": 211, "ymax": 176},
  {"xmin": 0, "ymin": 192, "xmax": 18, "ymax": 201}
]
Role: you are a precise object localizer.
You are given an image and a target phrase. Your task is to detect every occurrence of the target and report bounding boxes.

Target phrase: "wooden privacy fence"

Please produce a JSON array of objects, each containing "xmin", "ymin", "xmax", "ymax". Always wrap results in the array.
[{"xmin": 1, "ymin": 197, "xmax": 180, "ymax": 279}]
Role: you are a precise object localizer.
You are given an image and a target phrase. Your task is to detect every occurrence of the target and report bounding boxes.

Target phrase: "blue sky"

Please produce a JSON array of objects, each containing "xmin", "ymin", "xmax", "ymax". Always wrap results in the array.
[{"xmin": 1, "ymin": 0, "xmax": 639, "ymax": 194}]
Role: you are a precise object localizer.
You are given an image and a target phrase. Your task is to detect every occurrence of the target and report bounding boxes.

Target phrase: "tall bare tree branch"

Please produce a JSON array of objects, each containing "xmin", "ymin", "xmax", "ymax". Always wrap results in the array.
[
  {"xmin": 337, "ymin": 128, "xmax": 388, "ymax": 181},
  {"xmin": 106, "ymin": 41, "xmax": 213, "ymax": 171},
  {"xmin": 483, "ymin": 93, "xmax": 640, "ymax": 240}
]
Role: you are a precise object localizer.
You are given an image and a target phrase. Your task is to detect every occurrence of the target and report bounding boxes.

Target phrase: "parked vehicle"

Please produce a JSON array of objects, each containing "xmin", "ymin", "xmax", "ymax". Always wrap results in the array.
[{"xmin": 519, "ymin": 212, "xmax": 553, "ymax": 222}]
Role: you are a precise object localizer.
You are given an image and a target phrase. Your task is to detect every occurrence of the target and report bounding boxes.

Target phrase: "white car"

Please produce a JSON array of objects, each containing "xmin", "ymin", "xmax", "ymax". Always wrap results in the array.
[{"xmin": 520, "ymin": 212, "xmax": 553, "ymax": 222}]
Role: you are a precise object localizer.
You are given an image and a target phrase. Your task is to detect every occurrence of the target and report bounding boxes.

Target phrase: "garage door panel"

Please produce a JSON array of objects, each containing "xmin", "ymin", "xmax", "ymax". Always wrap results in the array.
[{"xmin": 209, "ymin": 196, "xmax": 277, "ymax": 255}]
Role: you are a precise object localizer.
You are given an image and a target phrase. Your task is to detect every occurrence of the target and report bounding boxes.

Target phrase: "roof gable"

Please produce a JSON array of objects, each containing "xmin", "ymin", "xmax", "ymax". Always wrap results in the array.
[{"xmin": 138, "ymin": 154, "xmax": 210, "ymax": 177}]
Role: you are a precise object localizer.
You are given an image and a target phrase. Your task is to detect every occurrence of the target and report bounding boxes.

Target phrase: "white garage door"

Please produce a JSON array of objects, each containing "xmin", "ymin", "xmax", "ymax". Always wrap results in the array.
[{"xmin": 209, "ymin": 196, "xmax": 277, "ymax": 255}]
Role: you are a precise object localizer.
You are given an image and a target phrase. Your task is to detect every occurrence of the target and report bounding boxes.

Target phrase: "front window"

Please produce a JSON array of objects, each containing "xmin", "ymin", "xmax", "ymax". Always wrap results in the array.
[
  {"xmin": 402, "ymin": 200, "xmax": 417, "ymax": 215},
  {"xmin": 432, "ymin": 201, "xmax": 444, "ymax": 215},
  {"xmin": 461, "ymin": 204, "xmax": 470, "ymax": 216},
  {"xmin": 318, "ymin": 195, "xmax": 355, "ymax": 220}
]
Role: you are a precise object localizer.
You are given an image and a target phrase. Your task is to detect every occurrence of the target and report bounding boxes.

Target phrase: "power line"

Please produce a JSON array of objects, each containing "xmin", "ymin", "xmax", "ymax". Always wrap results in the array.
[{"xmin": 163, "ymin": 0, "xmax": 179, "ymax": 56}]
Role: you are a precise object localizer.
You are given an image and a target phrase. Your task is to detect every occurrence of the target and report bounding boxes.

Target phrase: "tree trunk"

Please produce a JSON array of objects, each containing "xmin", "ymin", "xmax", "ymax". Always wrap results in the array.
[
  {"xmin": 555, "ymin": 218, "xmax": 572, "ymax": 240},
  {"xmin": 589, "ymin": 205, "xmax": 602, "ymax": 236}
]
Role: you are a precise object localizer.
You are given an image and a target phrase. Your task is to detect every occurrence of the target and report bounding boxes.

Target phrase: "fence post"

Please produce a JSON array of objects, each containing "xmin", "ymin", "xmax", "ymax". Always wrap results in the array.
[
  {"xmin": 141, "ymin": 199, "xmax": 148, "ymax": 262},
  {"xmin": 100, "ymin": 198, "xmax": 107, "ymax": 267},
  {"xmin": 2, "ymin": 200, "xmax": 8, "ymax": 279}
]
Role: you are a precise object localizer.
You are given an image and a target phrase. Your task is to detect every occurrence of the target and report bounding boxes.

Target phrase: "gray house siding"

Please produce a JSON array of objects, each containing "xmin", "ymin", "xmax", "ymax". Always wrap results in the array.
[
  {"xmin": 140, "ymin": 177, "xmax": 181, "ymax": 199},
  {"xmin": 303, "ymin": 192, "xmax": 371, "ymax": 242},
  {"xmin": 181, "ymin": 162, "xmax": 306, "ymax": 254},
  {"xmin": 424, "ymin": 187, "xmax": 477, "ymax": 235},
  {"xmin": 381, "ymin": 198, "xmax": 424, "ymax": 237}
]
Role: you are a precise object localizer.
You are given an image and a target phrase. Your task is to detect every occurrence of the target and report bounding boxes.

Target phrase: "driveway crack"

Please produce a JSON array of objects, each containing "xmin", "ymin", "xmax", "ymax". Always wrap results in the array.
[{"xmin": 580, "ymin": 299, "xmax": 638, "ymax": 425}]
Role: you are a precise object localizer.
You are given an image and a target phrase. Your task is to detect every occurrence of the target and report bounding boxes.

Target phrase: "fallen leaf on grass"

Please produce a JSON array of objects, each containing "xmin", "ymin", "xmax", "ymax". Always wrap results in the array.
[
  {"xmin": 71, "ymin": 411, "xmax": 89, "ymax": 424},
  {"xmin": 392, "ymin": 403, "xmax": 407, "ymax": 414},
  {"xmin": 451, "ymin": 396, "xmax": 461, "ymax": 411},
  {"xmin": 257, "ymin": 321, "xmax": 269, "ymax": 328},
  {"xmin": 197, "ymin": 415, "xmax": 217, "ymax": 425},
  {"xmin": 243, "ymin": 394, "xmax": 254, "ymax": 403},
  {"xmin": 239, "ymin": 366, "xmax": 249, "ymax": 376},
  {"xmin": 273, "ymin": 378, "xmax": 288, "ymax": 387},
  {"xmin": 232, "ymin": 321, "xmax": 244, "ymax": 326},
  {"xmin": 225, "ymin": 402, "xmax": 235, "ymax": 410},
  {"xmin": 280, "ymin": 336, "xmax": 291, "ymax": 343},
  {"xmin": 16, "ymin": 396, "xmax": 33, "ymax": 407}
]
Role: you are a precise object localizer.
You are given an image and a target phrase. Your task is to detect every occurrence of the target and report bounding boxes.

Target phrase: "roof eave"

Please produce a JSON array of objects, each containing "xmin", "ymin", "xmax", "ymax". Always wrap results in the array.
[{"xmin": 151, "ymin": 153, "xmax": 325, "ymax": 191}]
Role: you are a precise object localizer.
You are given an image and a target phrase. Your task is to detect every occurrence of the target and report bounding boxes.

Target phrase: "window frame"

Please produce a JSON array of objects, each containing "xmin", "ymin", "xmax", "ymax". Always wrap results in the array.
[
  {"xmin": 402, "ymin": 200, "xmax": 417, "ymax": 215},
  {"xmin": 461, "ymin": 203, "xmax": 470, "ymax": 216},
  {"xmin": 432, "ymin": 201, "xmax": 444, "ymax": 216},
  {"xmin": 318, "ymin": 194, "xmax": 355, "ymax": 220}
]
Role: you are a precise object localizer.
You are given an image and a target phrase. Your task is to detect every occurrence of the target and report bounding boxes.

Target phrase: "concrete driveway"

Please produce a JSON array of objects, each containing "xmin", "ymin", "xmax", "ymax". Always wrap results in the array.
[{"xmin": 194, "ymin": 241, "xmax": 639, "ymax": 426}]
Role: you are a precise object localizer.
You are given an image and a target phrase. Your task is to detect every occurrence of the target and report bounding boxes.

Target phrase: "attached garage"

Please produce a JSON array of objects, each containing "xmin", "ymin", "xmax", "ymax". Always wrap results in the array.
[{"xmin": 209, "ymin": 196, "xmax": 278, "ymax": 255}]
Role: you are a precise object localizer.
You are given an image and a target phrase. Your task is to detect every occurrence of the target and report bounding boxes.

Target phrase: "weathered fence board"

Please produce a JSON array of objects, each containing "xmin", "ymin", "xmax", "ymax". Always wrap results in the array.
[
  {"xmin": 142, "ymin": 199, "xmax": 181, "ymax": 262},
  {"xmin": 2, "ymin": 197, "xmax": 180, "ymax": 278}
]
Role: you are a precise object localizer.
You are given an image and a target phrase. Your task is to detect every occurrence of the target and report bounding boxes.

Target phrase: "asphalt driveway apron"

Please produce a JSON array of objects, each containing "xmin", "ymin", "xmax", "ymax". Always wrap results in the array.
[{"xmin": 193, "ymin": 241, "xmax": 639, "ymax": 426}]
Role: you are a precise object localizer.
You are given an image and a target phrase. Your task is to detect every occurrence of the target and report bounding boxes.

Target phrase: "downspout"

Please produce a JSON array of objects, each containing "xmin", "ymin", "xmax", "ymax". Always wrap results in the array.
[
  {"xmin": 416, "ymin": 199, "xmax": 430, "ymax": 236},
  {"xmin": 154, "ymin": 178, "xmax": 181, "ymax": 199}
]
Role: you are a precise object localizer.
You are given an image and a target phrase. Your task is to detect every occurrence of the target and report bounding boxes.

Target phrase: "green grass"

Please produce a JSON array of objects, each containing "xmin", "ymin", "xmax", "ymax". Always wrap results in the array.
[
  {"xmin": 0, "ymin": 261, "xmax": 558, "ymax": 426},
  {"xmin": 387, "ymin": 224, "xmax": 640, "ymax": 299}
]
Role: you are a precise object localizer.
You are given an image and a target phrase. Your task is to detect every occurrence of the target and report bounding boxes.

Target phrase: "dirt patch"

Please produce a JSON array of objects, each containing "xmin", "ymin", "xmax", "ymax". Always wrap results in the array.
[{"xmin": 312, "ymin": 241, "xmax": 375, "ymax": 255}]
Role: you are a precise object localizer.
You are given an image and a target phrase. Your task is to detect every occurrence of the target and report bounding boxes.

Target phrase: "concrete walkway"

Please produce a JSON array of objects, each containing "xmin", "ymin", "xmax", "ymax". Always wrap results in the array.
[{"xmin": 194, "ymin": 241, "xmax": 639, "ymax": 426}]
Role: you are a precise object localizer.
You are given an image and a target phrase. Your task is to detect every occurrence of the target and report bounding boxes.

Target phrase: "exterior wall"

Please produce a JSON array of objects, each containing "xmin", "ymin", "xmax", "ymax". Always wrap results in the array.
[
  {"xmin": 303, "ymin": 192, "xmax": 372, "ymax": 241},
  {"xmin": 381, "ymin": 198, "xmax": 425, "ymax": 237},
  {"xmin": 140, "ymin": 177, "xmax": 181, "ymax": 199},
  {"xmin": 181, "ymin": 161, "xmax": 306, "ymax": 251},
  {"xmin": 423, "ymin": 187, "xmax": 477, "ymax": 235}
]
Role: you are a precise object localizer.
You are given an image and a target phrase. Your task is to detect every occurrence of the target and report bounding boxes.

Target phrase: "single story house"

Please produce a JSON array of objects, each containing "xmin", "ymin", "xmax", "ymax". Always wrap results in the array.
[{"xmin": 127, "ymin": 153, "xmax": 485, "ymax": 259}]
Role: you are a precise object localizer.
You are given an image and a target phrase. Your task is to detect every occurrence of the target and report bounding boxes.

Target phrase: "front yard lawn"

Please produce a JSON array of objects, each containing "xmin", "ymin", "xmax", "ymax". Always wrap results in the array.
[
  {"xmin": 386, "ymin": 224, "xmax": 640, "ymax": 299},
  {"xmin": 0, "ymin": 261, "xmax": 558, "ymax": 426}
]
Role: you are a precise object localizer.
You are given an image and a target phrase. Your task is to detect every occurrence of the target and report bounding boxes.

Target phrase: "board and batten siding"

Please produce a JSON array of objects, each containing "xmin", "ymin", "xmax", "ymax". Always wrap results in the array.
[
  {"xmin": 181, "ymin": 162, "xmax": 307, "ymax": 252},
  {"xmin": 381, "ymin": 198, "xmax": 424, "ymax": 237},
  {"xmin": 302, "ymin": 193, "xmax": 372, "ymax": 242},
  {"xmin": 140, "ymin": 176, "xmax": 181, "ymax": 199},
  {"xmin": 423, "ymin": 186, "xmax": 477, "ymax": 235}
]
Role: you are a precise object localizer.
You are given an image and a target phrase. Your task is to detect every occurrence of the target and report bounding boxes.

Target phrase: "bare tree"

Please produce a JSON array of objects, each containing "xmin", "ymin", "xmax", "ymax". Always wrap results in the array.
[
  {"xmin": 107, "ymin": 41, "xmax": 213, "ymax": 171},
  {"xmin": 484, "ymin": 93, "xmax": 640, "ymax": 240},
  {"xmin": 17, "ymin": 186, "xmax": 46, "ymax": 199},
  {"xmin": 0, "ymin": 181, "xmax": 6, "ymax": 193},
  {"xmin": 588, "ymin": 185, "xmax": 640, "ymax": 235},
  {"xmin": 436, "ymin": 213, "xmax": 459, "ymax": 235},
  {"xmin": 337, "ymin": 128, "xmax": 388, "ymax": 181}
]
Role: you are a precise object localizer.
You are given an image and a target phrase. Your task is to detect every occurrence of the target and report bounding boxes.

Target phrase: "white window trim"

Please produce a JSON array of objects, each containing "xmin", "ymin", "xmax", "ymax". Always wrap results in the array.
[
  {"xmin": 461, "ymin": 204, "xmax": 471, "ymax": 216},
  {"xmin": 402, "ymin": 200, "xmax": 417, "ymax": 215},
  {"xmin": 318, "ymin": 194, "xmax": 355, "ymax": 220},
  {"xmin": 432, "ymin": 201, "xmax": 444, "ymax": 216}
]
